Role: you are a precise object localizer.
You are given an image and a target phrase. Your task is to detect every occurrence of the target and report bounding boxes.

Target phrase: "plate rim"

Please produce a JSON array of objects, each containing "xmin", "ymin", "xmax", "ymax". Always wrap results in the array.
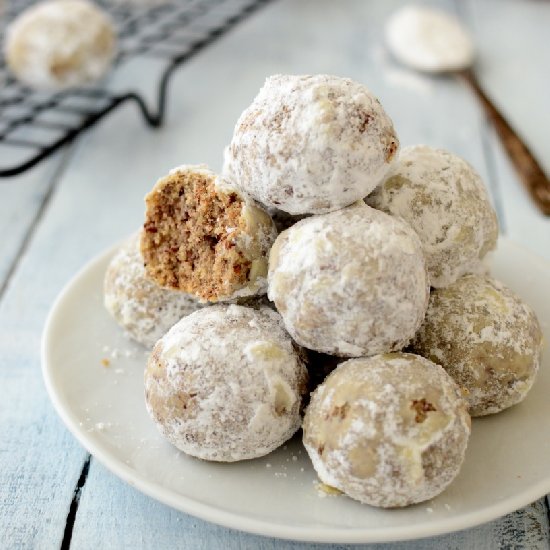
[{"xmin": 41, "ymin": 237, "xmax": 550, "ymax": 544}]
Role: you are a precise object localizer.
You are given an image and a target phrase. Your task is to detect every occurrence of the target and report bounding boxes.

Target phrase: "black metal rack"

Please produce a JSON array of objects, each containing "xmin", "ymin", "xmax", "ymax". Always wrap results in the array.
[{"xmin": 0, "ymin": 0, "xmax": 271, "ymax": 178}]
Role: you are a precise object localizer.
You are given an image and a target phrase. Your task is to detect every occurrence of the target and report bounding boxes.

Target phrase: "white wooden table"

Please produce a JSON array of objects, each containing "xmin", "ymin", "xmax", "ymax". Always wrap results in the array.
[{"xmin": 1, "ymin": 0, "xmax": 549, "ymax": 548}]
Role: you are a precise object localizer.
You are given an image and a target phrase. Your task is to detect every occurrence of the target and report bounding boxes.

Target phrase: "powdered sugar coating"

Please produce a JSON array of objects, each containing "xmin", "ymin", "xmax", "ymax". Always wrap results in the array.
[
  {"xmin": 223, "ymin": 145, "xmax": 308, "ymax": 232},
  {"xmin": 145, "ymin": 305, "xmax": 308, "ymax": 461},
  {"xmin": 215, "ymin": 169, "xmax": 279, "ymax": 300},
  {"xmin": 410, "ymin": 274, "xmax": 543, "ymax": 416},
  {"xmin": 225, "ymin": 74, "xmax": 399, "ymax": 215},
  {"xmin": 386, "ymin": 5, "xmax": 474, "ymax": 73},
  {"xmin": 212, "ymin": 170, "xmax": 279, "ymax": 301},
  {"xmin": 303, "ymin": 353, "xmax": 471, "ymax": 508},
  {"xmin": 268, "ymin": 203, "xmax": 429, "ymax": 357},
  {"xmin": 104, "ymin": 234, "xmax": 203, "ymax": 348},
  {"xmin": 366, "ymin": 145, "xmax": 498, "ymax": 288},
  {"xmin": 5, "ymin": 0, "xmax": 116, "ymax": 90}
]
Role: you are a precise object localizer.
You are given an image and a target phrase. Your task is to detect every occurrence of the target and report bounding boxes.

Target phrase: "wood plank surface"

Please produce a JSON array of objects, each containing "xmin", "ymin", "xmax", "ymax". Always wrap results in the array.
[
  {"xmin": 0, "ymin": 153, "xmax": 90, "ymax": 548},
  {"xmin": 466, "ymin": 0, "xmax": 550, "ymax": 257},
  {"xmin": 0, "ymin": 153, "xmax": 67, "ymax": 290},
  {"xmin": 0, "ymin": 0, "xmax": 548, "ymax": 548},
  {"xmin": 71, "ymin": 460, "xmax": 549, "ymax": 550}
]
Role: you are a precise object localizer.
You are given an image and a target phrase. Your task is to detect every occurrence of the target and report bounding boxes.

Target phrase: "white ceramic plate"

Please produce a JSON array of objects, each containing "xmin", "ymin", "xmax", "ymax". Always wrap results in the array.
[{"xmin": 42, "ymin": 238, "xmax": 550, "ymax": 544}]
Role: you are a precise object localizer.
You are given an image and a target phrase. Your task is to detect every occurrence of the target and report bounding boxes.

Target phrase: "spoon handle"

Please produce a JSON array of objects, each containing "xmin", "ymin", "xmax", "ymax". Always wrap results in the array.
[{"xmin": 458, "ymin": 68, "xmax": 550, "ymax": 216}]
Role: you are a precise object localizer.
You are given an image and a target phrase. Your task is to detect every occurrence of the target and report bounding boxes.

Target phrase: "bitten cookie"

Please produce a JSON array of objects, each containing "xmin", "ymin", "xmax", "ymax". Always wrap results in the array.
[
  {"xmin": 303, "ymin": 353, "xmax": 471, "ymax": 508},
  {"xmin": 104, "ymin": 234, "xmax": 203, "ymax": 348},
  {"xmin": 366, "ymin": 145, "xmax": 498, "ymax": 288},
  {"xmin": 225, "ymin": 74, "xmax": 399, "ymax": 215},
  {"xmin": 5, "ymin": 0, "xmax": 116, "ymax": 90},
  {"xmin": 141, "ymin": 165, "xmax": 277, "ymax": 302},
  {"xmin": 145, "ymin": 305, "xmax": 308, "ymax": 462},
  {"xmin": 268, "ymin": 203, "xmax": 429, "ymax": 357},
  {"xmin": 410, "ymin": 274, "xmax": 543, "ymax": 416}
]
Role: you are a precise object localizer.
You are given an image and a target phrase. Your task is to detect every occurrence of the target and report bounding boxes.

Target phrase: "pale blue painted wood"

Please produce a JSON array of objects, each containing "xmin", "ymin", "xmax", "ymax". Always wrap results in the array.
[
  {"xmin": 0, "ymin": 0, "xmax": 548, "ymax": 548},
  {"xmin": 0, "ymin": 122, "xmax": 87, "ymax": 550},
  {"xmin": 0, "ymin": 161, "xmax": 91, "ymax": 547},
  {"xmin": 481, "ymin": 123, "xmax": 550, "ymax": 261},
  {"xmin": 468, "ymin": 0, "xmax": 550, "ymax": 176},
  {"xmin": 70, "ymin": 460, "xmax": 549, "ymax": 550},
  {"xmin": 466, "ymin": 0, "xmax": 550, "ymax": 258},
  {"xmin": 0, "ymin": 153, "xmax": 67, "ymax": 288}
]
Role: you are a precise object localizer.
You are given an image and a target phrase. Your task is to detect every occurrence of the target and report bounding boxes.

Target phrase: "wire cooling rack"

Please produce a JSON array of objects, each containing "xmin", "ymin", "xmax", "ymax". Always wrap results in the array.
[{"xmin": 0, "ymin": 0, "xmax": 272, "ymax": 178}]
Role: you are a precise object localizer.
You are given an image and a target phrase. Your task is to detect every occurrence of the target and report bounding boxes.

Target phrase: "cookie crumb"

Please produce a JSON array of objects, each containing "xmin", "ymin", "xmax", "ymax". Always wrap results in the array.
[{"xmin": 315, "ymin": 482, "xmax": 342, "ymax": 497}]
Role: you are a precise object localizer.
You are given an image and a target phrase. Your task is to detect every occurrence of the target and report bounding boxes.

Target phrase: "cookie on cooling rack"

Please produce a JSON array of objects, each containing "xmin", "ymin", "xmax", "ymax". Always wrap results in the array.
[{"xmin": 5, "ymin": 0, "xmax": 116, "ymax": 90}]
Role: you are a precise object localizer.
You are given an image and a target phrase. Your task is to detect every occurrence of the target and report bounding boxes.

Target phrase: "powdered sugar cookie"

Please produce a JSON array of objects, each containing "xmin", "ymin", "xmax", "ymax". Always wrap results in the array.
[
  {"xmin": 104, "ymin": 234, "xmax": 203, "ymax": 348},
  {"xmin": 367, "ymin": 145, "xmax": 498, "ymax": 288},
  {"xmin": 5, "ymin": 0, "xmax": 116, "ymax": 90},
  {"xmin": 226, "ymin": 74, "xmax": 399, "ymax": 215},
  {"xmin": 303, "ymin": 353, "xmax": 471, "ymax": 508},
  {"xmin": 145, "ymin": 305, "xmax": 308, "ymax": 461},
  {"xmin": 268, "ymin": 203, "xmax": 429, "ymax": 357},
  {"xmin": 410, "ymin": 274, "xmax": 543, "ymax": 416}
]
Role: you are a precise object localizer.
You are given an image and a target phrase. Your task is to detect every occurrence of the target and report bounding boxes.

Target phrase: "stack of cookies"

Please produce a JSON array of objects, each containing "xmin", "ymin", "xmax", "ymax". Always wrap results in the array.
[{"xmin": 104, "ymin": 74, "xmax": 542, "ymax": 508}]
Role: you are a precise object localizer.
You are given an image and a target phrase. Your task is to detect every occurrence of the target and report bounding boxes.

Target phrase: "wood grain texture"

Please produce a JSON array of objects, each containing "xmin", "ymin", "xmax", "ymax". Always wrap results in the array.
[
  {"xmin": 466, "ymin": 0, "xmax": 550, "ymax": 258},
  {"xmin": 70, "ymin": 460, "xmax": 549, "ymax": 550},
  {"xmin": 0, "ymin": 138, "xmax": 85, "ymax": 550},
  {"xmin": 0, "ymin": 153, "xmax": 66, "ymax": 290},
  {"xmin": 482, "ymin": 123, "xmax": 550, "ymax": 262},
  {"xmin": 459, "ymin": 68, "xmax": 550, "ymax": 216},
  {"xmin": 0, "ymin": 0, "xmax": 548, "ymax": 548},
  {"xmin": 0, "ymin": 184, "xmax": 90, "ymax": 548}
]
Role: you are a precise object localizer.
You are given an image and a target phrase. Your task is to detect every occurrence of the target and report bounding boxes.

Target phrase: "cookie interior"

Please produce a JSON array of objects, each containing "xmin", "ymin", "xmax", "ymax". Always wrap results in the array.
[{"xmin": 141, "ymin": 170, "xmax": 251, "ymax": 301}]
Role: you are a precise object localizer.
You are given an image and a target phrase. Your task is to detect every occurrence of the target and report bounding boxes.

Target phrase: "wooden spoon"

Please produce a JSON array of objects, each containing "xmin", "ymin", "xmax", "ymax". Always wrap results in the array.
[{"xmin": 458, "ymin": 68, "xmax": 550, "ymax": 215}]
